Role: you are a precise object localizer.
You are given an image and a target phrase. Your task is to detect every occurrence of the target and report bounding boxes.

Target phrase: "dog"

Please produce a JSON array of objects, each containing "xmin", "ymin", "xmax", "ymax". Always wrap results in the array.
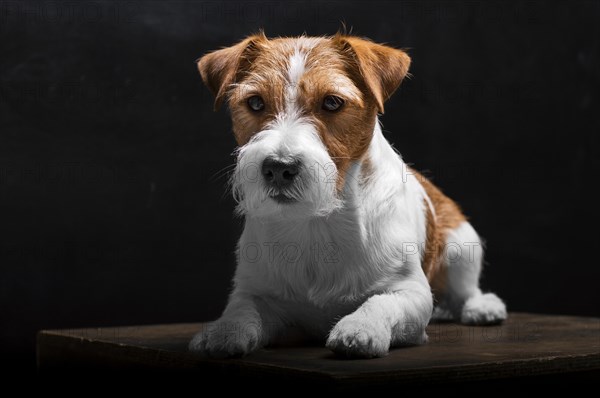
[{"xmin": 189, "ymin": 32, "xmax": 507, "ymax": 358}]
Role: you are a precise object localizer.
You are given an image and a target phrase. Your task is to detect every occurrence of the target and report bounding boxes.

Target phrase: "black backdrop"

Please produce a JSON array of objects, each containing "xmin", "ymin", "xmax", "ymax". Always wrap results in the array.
[{"xmin": 1, "ymin": 0, "xmax": 599, "ymax": 370}]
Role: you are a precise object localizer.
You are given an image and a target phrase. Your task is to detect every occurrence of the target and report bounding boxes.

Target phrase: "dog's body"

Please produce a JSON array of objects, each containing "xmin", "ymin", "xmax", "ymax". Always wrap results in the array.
[{"xmin": 190, "ymin": 33, "xmax": 506, "ymax": 358}]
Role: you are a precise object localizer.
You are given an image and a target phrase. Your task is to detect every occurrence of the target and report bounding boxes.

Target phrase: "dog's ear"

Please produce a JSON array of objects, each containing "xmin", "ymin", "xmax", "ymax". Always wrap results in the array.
[
  {"xmin": 197, "ymin": 32, "xmax": 267, "ymax": 110},
  {"xmin": 334, "ymin": 35, "xmax": 411, "ymax": 114}
]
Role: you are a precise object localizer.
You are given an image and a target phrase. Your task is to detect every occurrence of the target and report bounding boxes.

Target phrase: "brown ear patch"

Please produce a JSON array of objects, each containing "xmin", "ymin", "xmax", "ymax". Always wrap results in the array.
[
  {"xmin": 197, "ymin": 32, "xmax": 268, "ymax": 110},
  {"xmin": 333, "ymin": 35, "xmax": 411, "ymax": 113}
]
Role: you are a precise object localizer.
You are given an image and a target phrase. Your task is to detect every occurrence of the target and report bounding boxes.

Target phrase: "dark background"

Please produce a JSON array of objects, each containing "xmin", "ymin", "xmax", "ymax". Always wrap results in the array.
[{"xmin": 1, "ymin": 0, "xmax": 598, "ymax": 371}]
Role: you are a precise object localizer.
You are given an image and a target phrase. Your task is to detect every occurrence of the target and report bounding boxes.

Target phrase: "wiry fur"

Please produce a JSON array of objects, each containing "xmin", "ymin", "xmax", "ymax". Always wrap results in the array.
[
  {"xmin": 190, "ymin": 33, "xmax": 506, "ymax": 359},
  {"xmin": 231, "ymin": 117, "xmax": 342, "ymax": 218}
]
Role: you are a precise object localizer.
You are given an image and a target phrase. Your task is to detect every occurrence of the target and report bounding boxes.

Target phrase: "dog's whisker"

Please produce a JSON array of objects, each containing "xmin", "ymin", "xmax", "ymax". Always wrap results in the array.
[{"xmin": 209, "ymin": 164, "xmax": 237, "ymax": 183}]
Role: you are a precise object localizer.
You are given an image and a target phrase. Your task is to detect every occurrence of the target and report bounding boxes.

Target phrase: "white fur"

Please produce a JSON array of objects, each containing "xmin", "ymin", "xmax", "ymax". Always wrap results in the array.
[
  {"xmin": 285, "ymin": 49, "xmax": 306, "ymax": 113},
  {"xmin": 431, "ymin": 221, "xmax": 507, "ymax": 324},
  {"xmin": 461, "ymin": 293, "xmax": 507, "ymax": 324},
  {"xmin": 231, "ymin": 117, "xmax": 342, "ymax": 219},
  {"xmin": 287, "ymin": 49, "xmax": 306, "ymax": 88}
]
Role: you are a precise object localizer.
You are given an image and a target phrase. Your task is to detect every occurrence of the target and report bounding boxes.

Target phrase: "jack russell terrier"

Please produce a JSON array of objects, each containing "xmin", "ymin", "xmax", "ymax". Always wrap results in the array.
[{"xmin": 189, "ymin": 32, "xmax": 507, "ymax": 358}]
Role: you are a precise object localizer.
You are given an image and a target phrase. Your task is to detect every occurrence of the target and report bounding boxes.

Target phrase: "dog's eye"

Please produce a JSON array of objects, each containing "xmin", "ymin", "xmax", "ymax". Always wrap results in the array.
[
  {"xmin": 247, "ymin": 96, "xmax": 265, "ymax": 112},
  {"xmin": 322, "ymin": 95, "xmax": 344, "ymax": 112}
]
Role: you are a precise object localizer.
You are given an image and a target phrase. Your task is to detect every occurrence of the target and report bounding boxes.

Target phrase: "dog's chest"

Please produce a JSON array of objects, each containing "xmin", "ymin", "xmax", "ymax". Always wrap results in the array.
[{"xmin": 236, "ymin": 209, "xmax": 400, "ymax": 307}]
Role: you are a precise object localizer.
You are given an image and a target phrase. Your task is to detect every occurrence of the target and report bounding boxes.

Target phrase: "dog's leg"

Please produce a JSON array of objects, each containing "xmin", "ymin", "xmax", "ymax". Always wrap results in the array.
[
  {"xmin": 188, "ymin": 292, "xmax": 281, "ymax": 358},
  {"xmin": 434, "ymin": 221, "xmax": 507, "ymax": 325},
  {"xmin": 326, "ymin": 277, "xmax": 433, "ymax": 358}
]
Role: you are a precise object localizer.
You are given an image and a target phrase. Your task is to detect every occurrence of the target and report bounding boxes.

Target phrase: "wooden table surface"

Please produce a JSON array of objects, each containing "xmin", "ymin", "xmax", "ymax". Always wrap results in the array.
[{"xmin": 37, "ymin": 313, "xmax": 599, "ymax": 387}]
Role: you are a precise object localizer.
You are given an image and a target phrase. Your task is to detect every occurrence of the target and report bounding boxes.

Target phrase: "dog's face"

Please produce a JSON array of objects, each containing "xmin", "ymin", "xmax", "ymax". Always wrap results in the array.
[{"xmin": 198, "ymin": 33, "xmax": 410, "ymax": 219}]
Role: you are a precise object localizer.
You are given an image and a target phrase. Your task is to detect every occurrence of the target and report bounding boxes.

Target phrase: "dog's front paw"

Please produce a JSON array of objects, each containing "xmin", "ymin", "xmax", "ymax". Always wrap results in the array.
[
  {"xmin": 326, "ymin": 315, "xmax": 391, "ymax": 358},
  {"xmin": 188, "ymin": 319, "xmax": 262, "ymax": 358}
]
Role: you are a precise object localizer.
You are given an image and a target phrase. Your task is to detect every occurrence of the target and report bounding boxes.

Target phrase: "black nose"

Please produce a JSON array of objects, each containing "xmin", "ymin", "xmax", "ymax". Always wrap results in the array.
[{"xmin": 261, "ymin": 157, "xmax": 300, "ymax": 188}]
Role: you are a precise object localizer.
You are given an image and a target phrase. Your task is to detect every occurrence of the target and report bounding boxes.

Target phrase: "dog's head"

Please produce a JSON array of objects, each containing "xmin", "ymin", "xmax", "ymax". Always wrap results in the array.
[{"xmin": 198, "ymin": 33, "xmax": 410, "ymax": 219}]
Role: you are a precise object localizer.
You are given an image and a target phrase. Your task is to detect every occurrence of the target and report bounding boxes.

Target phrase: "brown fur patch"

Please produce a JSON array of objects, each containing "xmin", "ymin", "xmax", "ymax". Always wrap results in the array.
[
  {"xmin": 198, "ymin": 33, "xmax": 269, "ymax": 111},
  {"xmin": 335, "ymin": 35, "xmax": 411, "ymax": 113},
  {"xmin": 303, "ymin": 38, "xmax": 378, "ymax": 191},
  {"xmin": 410, "ymin": 168, "xmax": 466, "ymax": 294}
]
